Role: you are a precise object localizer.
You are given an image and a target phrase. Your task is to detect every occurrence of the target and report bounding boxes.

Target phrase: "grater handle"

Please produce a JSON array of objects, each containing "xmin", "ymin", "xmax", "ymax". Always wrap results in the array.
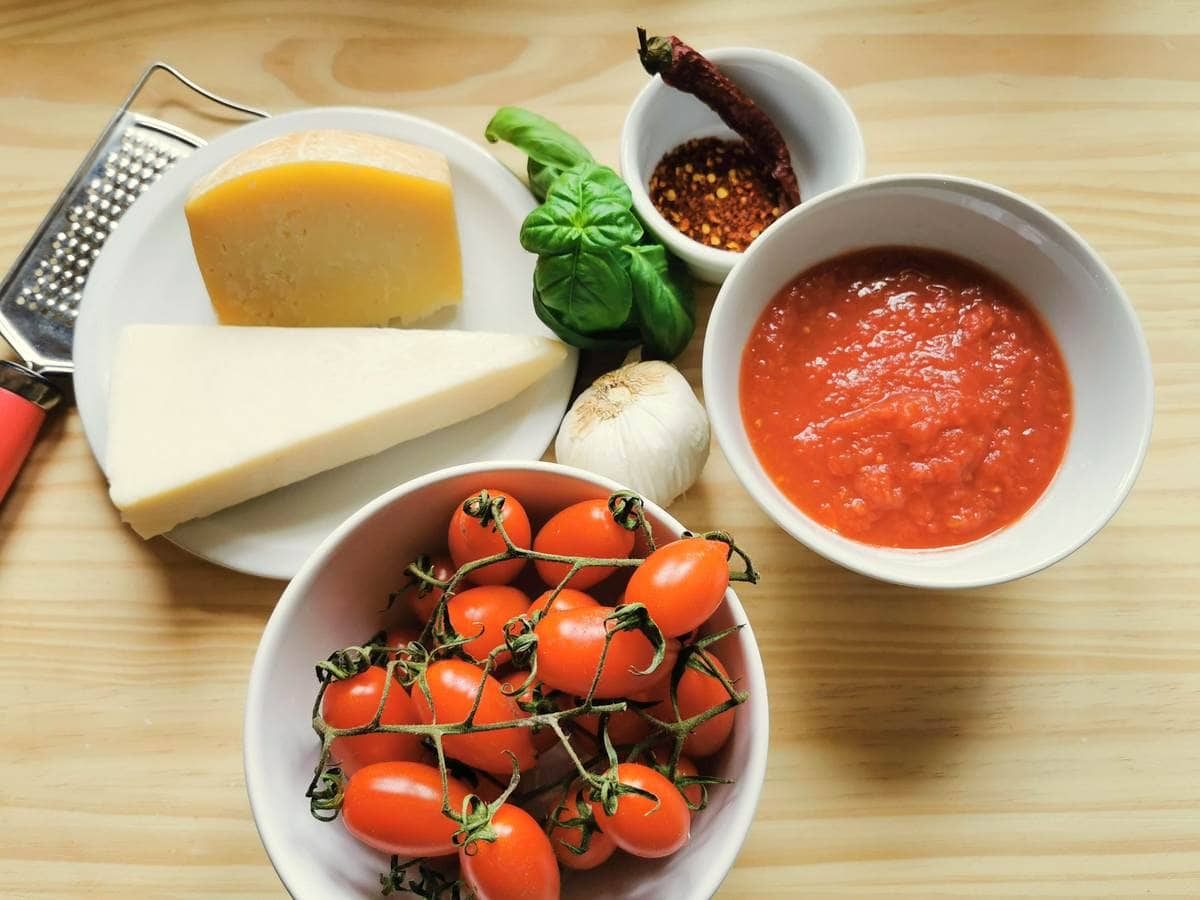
[{"xmin": 0, "ymin": 362, "xmax": 63, "ymax": 503}]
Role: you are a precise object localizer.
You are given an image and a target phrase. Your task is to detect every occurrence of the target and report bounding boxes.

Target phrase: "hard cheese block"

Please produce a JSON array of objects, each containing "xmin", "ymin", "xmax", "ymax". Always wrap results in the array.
[
  {"xmin": 185, "ymin": 129, "xmax": 463, "ymax": 327},
  {"xmin": 105, "ymin": 325, "xmax": 566, "ymax": 538}
]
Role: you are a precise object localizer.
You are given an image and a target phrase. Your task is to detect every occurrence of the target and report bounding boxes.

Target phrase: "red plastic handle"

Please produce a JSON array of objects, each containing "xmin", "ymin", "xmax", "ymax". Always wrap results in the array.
[{"xmin": 0, "ymin": 385, "xmax": 49, "ymax": 502}]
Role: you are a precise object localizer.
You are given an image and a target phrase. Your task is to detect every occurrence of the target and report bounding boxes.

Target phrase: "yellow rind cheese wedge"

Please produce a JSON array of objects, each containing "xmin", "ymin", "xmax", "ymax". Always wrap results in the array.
[
  {"xmin": 185, "ymin": 129, "xmax": 463, "ymax": 327},
  {"xmin": 106, "ymin": 325, "xmax": 566, "ymax": 538}
]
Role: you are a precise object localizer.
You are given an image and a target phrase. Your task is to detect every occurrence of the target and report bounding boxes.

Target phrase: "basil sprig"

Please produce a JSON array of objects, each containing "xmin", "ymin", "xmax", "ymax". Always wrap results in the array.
[
  {"xmin": 484, "ymin": 106, "xmax": 594, "ymax": 201},
  {"xmin": 485, "ymin": 107, "xmax": 695, "ymax": 360}
]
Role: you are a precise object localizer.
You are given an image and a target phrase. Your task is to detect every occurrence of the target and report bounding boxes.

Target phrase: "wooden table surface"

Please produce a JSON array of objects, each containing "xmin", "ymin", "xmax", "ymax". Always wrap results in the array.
[{"xmin": 2, "ymin": 1, "xmax": 1198, "ymax": 896}]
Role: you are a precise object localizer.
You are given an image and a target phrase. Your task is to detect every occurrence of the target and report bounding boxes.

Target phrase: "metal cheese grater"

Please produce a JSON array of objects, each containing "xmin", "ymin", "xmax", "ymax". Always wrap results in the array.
[{"xmin": 0, "ymin": 62, "xmax": 266, "ymax": 501}]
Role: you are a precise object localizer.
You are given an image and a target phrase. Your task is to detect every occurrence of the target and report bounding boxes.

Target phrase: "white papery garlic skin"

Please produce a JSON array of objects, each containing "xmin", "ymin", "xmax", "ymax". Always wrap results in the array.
[{"xmin": 555, "ymin": 360, "xmax": 710, "ymax": 509}]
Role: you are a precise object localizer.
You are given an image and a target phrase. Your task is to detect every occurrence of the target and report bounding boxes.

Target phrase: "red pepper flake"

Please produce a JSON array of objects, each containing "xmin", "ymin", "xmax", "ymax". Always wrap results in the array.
[{"xmin": 648, "ymin": 137, "xmax": 782, "ymax": 251}]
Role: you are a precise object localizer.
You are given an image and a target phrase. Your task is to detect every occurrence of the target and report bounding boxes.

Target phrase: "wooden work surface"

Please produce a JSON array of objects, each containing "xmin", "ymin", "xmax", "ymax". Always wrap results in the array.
[{"xmin": 1, "ymin": 1, "xmax": 1197, "ymax": 896}]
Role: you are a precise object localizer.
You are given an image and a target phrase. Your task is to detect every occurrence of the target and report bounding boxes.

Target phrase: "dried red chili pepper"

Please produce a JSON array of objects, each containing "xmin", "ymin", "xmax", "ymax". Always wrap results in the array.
[{"xmin": 636, "ymin": 27, "xmax": 801, "ymax": 211}]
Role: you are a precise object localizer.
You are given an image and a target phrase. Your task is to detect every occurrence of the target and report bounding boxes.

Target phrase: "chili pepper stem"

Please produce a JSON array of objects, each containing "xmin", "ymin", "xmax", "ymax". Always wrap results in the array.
[{"xmin": 636, "ymin": 26, "xmax": 673, "ymax": 76}]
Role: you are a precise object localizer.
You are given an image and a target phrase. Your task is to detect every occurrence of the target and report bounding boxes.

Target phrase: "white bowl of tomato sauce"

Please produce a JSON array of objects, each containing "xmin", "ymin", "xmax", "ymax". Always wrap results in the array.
[
  {"xmin": 244, "ymin": 460, "xmax": 768, "ymax": 899},
  {"xmin": 704, "ymin": 174, "xmax": 1154, "ymax": 589}
]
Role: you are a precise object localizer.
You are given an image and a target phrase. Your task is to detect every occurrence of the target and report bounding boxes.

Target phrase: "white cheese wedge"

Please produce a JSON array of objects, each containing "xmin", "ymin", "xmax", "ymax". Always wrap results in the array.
[{"xmin": 106, "ymin": 325, "xmax": 566, "ymax": 538}]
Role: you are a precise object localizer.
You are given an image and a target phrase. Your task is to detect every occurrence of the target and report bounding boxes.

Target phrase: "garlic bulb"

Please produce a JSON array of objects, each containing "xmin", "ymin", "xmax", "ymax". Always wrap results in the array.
[{"xmin": 555, "ymin": 360, "xmax": 710, "ymax": 508}]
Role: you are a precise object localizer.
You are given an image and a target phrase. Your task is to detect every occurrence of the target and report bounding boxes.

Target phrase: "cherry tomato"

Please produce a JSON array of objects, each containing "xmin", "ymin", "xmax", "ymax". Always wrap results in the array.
[
  {"xmin": 448, "ymin": 490, "xmax": 531, "ymax": 585},
  {"xmin": 403, "ymin": 554, "xmax": 456, "ymax": 623},
  {"xmin": 527, "ymin": 587, "xmax": 598, "ymax": 620},
  {"xmin": 649, "ymin": 746, "xmax": 703, "ymax": 808},
  {"xmin": 570, "ymin": 699, "xmax": 653, "ymax": 747},
  {"xmin": 548, "ymin": 785, "xmax": 616, "ymax": 870},
  {"xmin": 498, "ymin": 669, "xmax": 559, "ymax": 753},
  {"xmin": 386, "ymin": 627, "xmax": 421, "ymax": 647},
  {"xmin": 460, "ymin": 803, "xmax": 559, "ymax": 900},
  {"xmin": 650, "ymin": 652, "xmax": 736, "ymax": 758},
  {"xmin": 534, "ymin": 605, "xmax": 678, "ymax": 699},
  {"xmin": 411, "ymin": 660, "xmax": 536, "ymax": 775},
  {"xmin": 447, "ymin": 585, "xmax": 530, "ymax": 663},
  {"xmin": 624, "ymin": 537, "xmax": 730, "ymax": 637},
  {"xmin": 342, "ymin": 761, "xmax": 468, "ymax": 857},
  {"xmin": 589, "ymin": 762, "xmax": 691, "ymax": 858},
  {"xmin": 533, "ymin": 499, "xmax": 635, "ymax": 590},
  {"xmin": 321, "ymin": 666, "xmax": 423, "ymax": 774},
  {"xmin": 385, "ymin": 627, "xmax": 424, "ymax": 661}
]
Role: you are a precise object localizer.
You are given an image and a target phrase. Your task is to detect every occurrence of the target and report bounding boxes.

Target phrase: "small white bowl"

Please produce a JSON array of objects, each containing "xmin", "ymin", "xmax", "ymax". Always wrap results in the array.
[
  {"xmin": 703, "ymin": 174, "xmax": 1154, "ymax": 589},
  {"xmin": 620, "ymin": 46, "xmax": 865, "ymax": 284},
  {"xmin": 244, "ymin": 460, "xmax": 769, "ymax": 899}
]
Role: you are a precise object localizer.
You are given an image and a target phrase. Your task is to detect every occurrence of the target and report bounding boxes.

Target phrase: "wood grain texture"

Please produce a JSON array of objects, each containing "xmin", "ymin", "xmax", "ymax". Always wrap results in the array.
[{"xmin": 1, "ymin": 0, "xmax": 1198, "ymax": 896}]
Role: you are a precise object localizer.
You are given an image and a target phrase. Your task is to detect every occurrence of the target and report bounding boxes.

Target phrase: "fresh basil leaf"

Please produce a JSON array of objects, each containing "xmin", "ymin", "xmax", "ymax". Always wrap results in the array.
[
  {"xmin": 519, "ymin": 164, "xmax": 642, "ymax": 255},
  {"xmin": 550, "ymin": 163, "xmax": 634, "ymax": 216},
  {"xmin": 520, "ymin": 203, "xmax": 576, "ymax": 255},
  {"xmin": 484, "ymin": 107, "xmax": 594, "ymax": 172},
  {"xmin": 521, "ymin": 199, "xmax": 640, "ymax": 255},
  {"xmin": 533, "ymin": 284, "xmax": 641, "ymax": 351},
  {"xmin": 526, "ymin": 154, "xmax": 631, "ymax": 209},
  {"xmin": 628, "ymin": 241, "xmax": 669, "ymax": 271},
  {"xmin": 527, "ymin": 159, "xmax": 558, "ymax": 202},
  {"xmin": 534, "ymin": 247, "xmax": 632, "ymax": 333},
  {"xmin": 625, "ymin": 244, "xmax": 695, "ymax": 360},
  {"xmin": 581, "ymin": 201, "xmax": 643, "ymax": 249},
  {"xmin": 582, "ymin": 165, "xmax": 634, "ymax": 209}
]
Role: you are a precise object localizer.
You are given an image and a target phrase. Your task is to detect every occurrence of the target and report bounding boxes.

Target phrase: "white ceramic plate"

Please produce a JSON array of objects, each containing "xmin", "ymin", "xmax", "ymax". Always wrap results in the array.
[{"xmin": 74, "ymin": 107, "xmax": 576, "ymax": 580}]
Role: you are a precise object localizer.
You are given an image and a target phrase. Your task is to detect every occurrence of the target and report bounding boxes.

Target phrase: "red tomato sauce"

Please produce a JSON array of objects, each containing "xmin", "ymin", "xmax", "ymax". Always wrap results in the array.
[{"xmin": 739, "ymin": 247, "xmax": 1072, "ymax": 549}]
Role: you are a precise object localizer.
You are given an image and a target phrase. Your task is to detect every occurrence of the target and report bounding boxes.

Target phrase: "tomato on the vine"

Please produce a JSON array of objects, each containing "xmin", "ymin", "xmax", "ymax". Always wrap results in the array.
[
  {"xmin": 589, "ymin": 762, "xmax": 691, "ymax": 858},
  {"xmin": 315, "ymin": 493, "xmax": 759, "ymax": 885},
  {"xmin": 624, "ymin": 537, "xmax": 730, "ymax": 637},
  {"xmin": 403, "ymin": 554, "xmax": 456, "ymax": 622},
  {"xmin": 548, "ymin": 785, "xmax": 615, "ymax": 870},
  {"xmin": 448, "ymin": 490, "xmax": 531, "ymax": 585},
  {"xmin": 446, "ymin": 584, "xmax": 530, "ymax": 663},
  {"xmin": 533, "ymin": 605, "xmax": 678, "ymax": 699},
  {"xmin": 342, "ymin": 761, "xmax": 467, "ymax": 857},
  {"xmin": 527, "ymin": 587, "xmax": 598, "ymax": 619},
  {"xmin": 650, "ymin": 651, "xmax": 736, "ymax": 758},
  {"xmin": 532, "ymin": 499, "xmax": 635, "ymax": 590},
  {"xmin": 321, "ymin": 666, "xmax": 423, "ymax": 774},
  {"xmin": 411, "ymin": 660, "xmax": 536, "ymax": 775},
  {"xmin": 460, "ymin": 803, "xmax": 559, "ymax": 900}
]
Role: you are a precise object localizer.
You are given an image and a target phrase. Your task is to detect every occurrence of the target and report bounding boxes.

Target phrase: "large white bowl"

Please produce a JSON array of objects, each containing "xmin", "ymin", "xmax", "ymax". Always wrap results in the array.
[
  {"xmin": 620, "ymin": 47, "xmax": 865, "ymax": 284},
  {"xmin": 703, "ymin": 174, "xmax": 1154, "ymax": 589},
  {"xmin": 244, "ymin": 460, "xmax": 769, "ymax": 899}
]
